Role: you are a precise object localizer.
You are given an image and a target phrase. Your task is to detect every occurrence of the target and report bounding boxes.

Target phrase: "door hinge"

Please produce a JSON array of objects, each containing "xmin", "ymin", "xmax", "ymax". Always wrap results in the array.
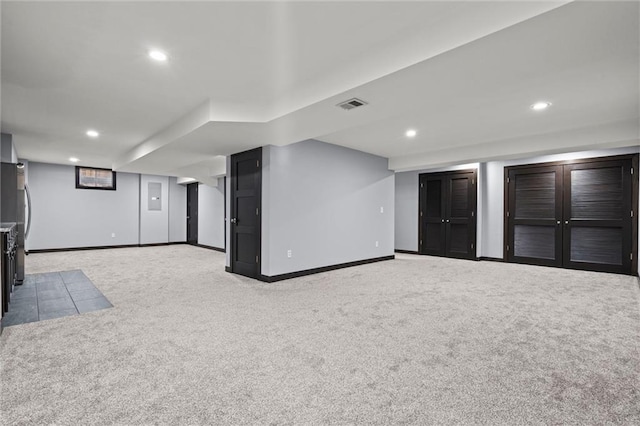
[
  {"xmin": 506, "ymin": 244, "xmax": 510, "ymax": 252},
  {"xmin": 256, "ymin": 255, "xmax": 259, "ymax": 263},
  {"xmin": 471, "ymin": 179, "xmax": 475, "ymax": 185},
  {"xmin": 256, "ymin": 207, "xmax": 259, "ymax": 216},
  {"xmin": 257, "ymin": 160, "xmax": 260, "ymax": 168},
  {"xmin": 631, "ymin": 167, "xmax": 634, "ymax": 175},
  {"xmin": 420, "ymin": 183, "xmax": 423, "ymax": 188},
  {"xmin": 631, "ymin": 253, "xmax": 633, "ymax": 261},
  {"xmin": 506, "ymin": 211, "xmax": 510, "ymax": 217},
  {"xmin": 471, "ymin": 211, "xmax": 474, "ymax": 217},
  {"xmin": 632, "ymin": 210, "xmax": 634, "ymax": 218},
  {"xmin": 506, "ymin": 177, "xmax": 510, "ymax": 183},
  {"xmin": 471, "ymin": 243, "xmax": 474, "ymax": 250},
  {"xmin": 420, "ymin": 211, "xmax": 423, "ymax": 217},
  {"xmin": 419, "ymin": 240, "xmax": 422, "ymax": 246}
]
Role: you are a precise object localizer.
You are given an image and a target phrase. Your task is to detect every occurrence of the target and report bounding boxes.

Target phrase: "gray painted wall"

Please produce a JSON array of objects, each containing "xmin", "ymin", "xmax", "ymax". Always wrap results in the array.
[
  {"xmin": 168, "ymin": 177, "xmax": 187, "ymax": 243},
  {"xmin": 198, "ymin": 179, "xmax": 225, "ymax": 249},
  {"xmin": 26, "ymin": 163, "xmax": 187, "ymax": 250},
  {"xmin": 1, "ymin": 132, "xmax": 17, "ymax": 163},
  {"xmin": 262, "ymin": 140, "xmax": 394, "ymax": 276},
  {"xmin": 139, "ymin": 175, "xmax": 169, "ymax": 245},
  {"xmin": 27, "ymin": 162, "xmax": 140, "ymax": 250}
]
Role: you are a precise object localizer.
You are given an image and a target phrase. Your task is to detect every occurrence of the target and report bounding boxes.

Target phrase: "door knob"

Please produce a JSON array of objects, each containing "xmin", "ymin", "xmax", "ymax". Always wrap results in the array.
[
  {"xmin": 565, "ymin": 220, "xmax": 569, "ymax": 225},
  {"xmin": 446, "ymin": 220, "xmax": 450, "ymax": 223},
  {"xmin": 556, "ymin": 221, "xmax": 560, "ymax": 225},
  {"xmin": 441, "ymin": 219, "xmax": 445, "ymax": 223},
  {"xmin": 230, "ymin": 218, "xmax": 237, "ymax": 224}
]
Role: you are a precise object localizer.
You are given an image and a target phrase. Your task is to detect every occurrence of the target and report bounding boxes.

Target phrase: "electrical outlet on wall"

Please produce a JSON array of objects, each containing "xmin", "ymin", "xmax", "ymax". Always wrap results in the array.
[
  {"xmin": 111, "ymin": 233, "xmax": 116, "ymax": 238},
  {"xmin": 287, "ymin": 250, "xmax": 292, "ymax": 258},
  {"xmin": 375, "ymin": 241, "xmax": 379, "ymax": 247},
  {"xmin": 380, "ymin": 206, "xmax": 384, "ymax": 213}
]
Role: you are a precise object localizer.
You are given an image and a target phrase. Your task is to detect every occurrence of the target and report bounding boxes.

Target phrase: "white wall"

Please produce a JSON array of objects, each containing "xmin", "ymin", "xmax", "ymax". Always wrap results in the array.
[
  {"xmin": 262, "ymin": 140, "xmax": 395, "ymax": 276},
  {"xmin": 168, "ymin": 177, "xmax": 186, "ymax": 243},
  {"xmin": 27, "ymin": 162, "xmax": 140, "ymax": 250},
  {"xmin": 198, "ymin": 179, "xmax": 225, "ymax": 249}
]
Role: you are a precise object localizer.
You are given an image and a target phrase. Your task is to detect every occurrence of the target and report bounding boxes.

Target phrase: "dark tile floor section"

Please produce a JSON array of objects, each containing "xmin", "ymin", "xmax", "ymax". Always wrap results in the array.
[{"xmin": 2, "ymin": 270, "xmax": 112, "ymax": 327}]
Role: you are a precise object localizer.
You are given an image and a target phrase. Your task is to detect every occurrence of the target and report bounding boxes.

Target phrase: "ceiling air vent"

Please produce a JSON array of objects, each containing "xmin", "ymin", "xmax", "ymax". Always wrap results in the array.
[{"xmin": 337, "ymin": 98, "xmax": 368, "ymax": 111}]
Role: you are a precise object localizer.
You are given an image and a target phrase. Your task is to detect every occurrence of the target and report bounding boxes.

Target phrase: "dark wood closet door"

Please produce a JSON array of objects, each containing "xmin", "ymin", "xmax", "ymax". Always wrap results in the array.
[
  {"xmin": 419, "ymin": 174, "xmax": 446, "ymax": 256},
  {"xmin": 507, "ymin": 165, "xmax": 563, "ymax": 267},
  {"xmin": 186, "ymin": 183, "xmax": 198, "ymax": 245},
  {"xmin": 445, "ymin": 172, "xmax": 477, "ymax": 259},
  {"xmin": 563, "ymin": 159, "xmax": 632, "ymax": 274},
  {"xmin": 230, "ymin": 147, "xmax": 262, "ymax": 279},
  {"xmin": 419, "ymin": 170, "xmax": 477, "ymax": 259}
]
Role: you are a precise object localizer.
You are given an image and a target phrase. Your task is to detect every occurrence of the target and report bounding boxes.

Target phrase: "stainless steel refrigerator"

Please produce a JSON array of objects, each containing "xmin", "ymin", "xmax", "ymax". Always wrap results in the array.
[
  {"xmin": 1, "ymin": 162, "xmax": 29, "ymax": 284},
  {"xmin": 16, "ymin": 164, "xmax": 29, "ymax": 284}
]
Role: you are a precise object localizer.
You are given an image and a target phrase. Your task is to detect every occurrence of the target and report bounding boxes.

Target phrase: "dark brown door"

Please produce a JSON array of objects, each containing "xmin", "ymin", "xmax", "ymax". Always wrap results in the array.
[
  {"xmin": 446, "ymin": 172, "xmax": 477, "ymax": 259},
  {"xmin": 186, "ymin": 183, "xmax": 198, "ymax": 245},
  {"xmin": 419, "ymin": 174, "xmax": 445, "ymax": 256},
  {"xmin": 419, "ymin": 169, "xmax": 477, "ymax": 259},
  {"xmin": 562, "ymin": 159, "xmax": 632, "ymax": 274},
  {"xmin": 506, "ymin": 156, "xmax": 635, "ymax": 275},
  {"xmin": 230, "ymin": 147, "xmax": 261, "ymax": 279},
  {"xmin": 507, "ymin": 165, "xmax": 563, "ymax": 267}
]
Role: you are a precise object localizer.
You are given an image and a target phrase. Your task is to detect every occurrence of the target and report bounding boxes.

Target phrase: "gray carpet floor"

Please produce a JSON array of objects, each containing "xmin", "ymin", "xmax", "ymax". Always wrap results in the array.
[{"xmin": 1, "ymin": 245, "xmax": 639, "ymax": 425}]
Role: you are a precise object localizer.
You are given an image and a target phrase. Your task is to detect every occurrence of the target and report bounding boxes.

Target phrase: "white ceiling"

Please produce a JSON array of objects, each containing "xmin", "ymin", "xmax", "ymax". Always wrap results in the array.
[{"xmin": 1, "ymin": 1, "xmax": 638, "ymax": 182}]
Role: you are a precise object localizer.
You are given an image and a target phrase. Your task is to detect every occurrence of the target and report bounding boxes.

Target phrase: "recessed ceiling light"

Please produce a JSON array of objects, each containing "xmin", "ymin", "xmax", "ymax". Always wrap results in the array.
[
  {"xmin": 531, "ymin": 101, "xmax": 552, "ymax": 111},
  {"xmin": 69, "ymin": 157, "xmax": 80, "ymax": 163},
  {"xmin": 86, "ymin": 129, "xmax": 99, "ymax": 138},
  {"xmin": 405, "ymin": 129, "xmax": 417, "ymax": 138},
  {"xmin": 149, "ymin": 50, "xmax": 167, "ymax": 61}
]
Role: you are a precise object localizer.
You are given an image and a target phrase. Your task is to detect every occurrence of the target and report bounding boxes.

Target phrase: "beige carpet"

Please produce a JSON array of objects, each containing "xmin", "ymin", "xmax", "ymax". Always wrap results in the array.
[{"xmin": 1, "ymin": 245, "xmax": 639, "ymax": 424}]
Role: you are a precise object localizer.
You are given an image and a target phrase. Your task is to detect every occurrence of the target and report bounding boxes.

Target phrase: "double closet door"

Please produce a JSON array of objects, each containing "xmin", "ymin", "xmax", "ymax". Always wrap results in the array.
[
  {"xmin": 506, "ymin": 156, "xmax": 635, "ymax": 274},
  {"xmin": 419, "ymin": 170, "xmax": 477, "ymax": 260}
]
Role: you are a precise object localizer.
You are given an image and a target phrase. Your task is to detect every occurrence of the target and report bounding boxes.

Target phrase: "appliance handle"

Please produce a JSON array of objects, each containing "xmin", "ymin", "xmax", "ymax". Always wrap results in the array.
[{"xmin": 25, "ymin": 183, "xmax": 32, "ymax": 239}]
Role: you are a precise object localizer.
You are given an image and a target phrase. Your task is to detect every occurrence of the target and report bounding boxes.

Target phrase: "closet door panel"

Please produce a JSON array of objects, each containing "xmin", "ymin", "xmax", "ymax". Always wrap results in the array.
[
  {"xmin": 513, "ymin": 225, "xmax": 556, "ymax": 260},
  {"xmin": 508, "ymin": 166, "xmax": 563, "ymax": 267},
  {"xmin": 419, "ymin": 175, "xmax": 446, "ymax": 256},
  {"xmin": 563, "ymin": 160, "xmax": 631, "ymax": 273},
  {"xmin": 445, "ymin": 173, "xmax": 476, "ymax": 259},
  {"xmin": 570, "ymin": 227, "xmax": 622, "ymax": 265}
]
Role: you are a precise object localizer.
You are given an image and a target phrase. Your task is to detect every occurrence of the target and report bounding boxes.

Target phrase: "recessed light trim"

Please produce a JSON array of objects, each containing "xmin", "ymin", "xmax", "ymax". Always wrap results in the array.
[
  {"xmin": 69, "ymin": 157, "xmax": 80, "ymax": 163},
  {"xmin": 531, "ymin": 101, "xmax": 552, "ymax": 111},
  {"xmin": 405, "ymin": 129, "xmax": 417, "ymax": 138},
  {"xmin": 86, "ymin": 129, "xmax": 99, "ymax": 138},
  {"xmin": 149, "ymin": 49, "xmax": 167, "ymax": 61}
]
